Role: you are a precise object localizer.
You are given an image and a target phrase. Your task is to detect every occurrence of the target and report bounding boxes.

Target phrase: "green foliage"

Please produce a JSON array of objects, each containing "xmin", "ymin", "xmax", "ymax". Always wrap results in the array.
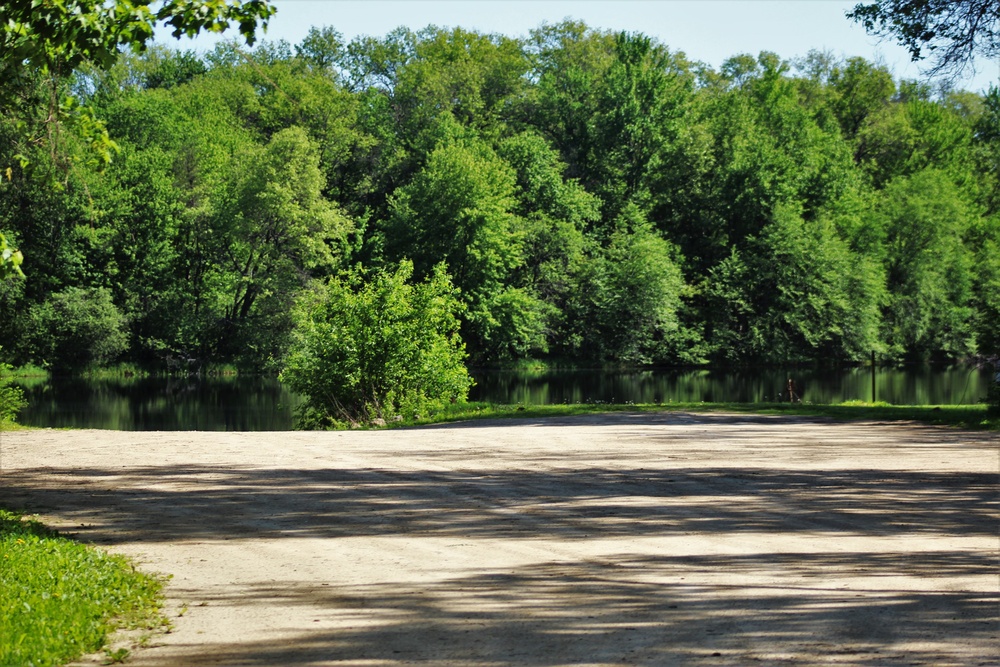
[
  {"xmin": 0, "ymin": 0, "xmax": 274, "ymax": 74},
  {"xmin": 214, "ymin": 125, "xmax": 353, "ymax": 365},
  {"xmin": 0, "ymin": 510, "xmax": 164, "ymax": 666},
  {"xmin": 0, "ymin": 0, "xmax": 275, "ymax": 178},
  {"xmin": 0, "ymin": 231, "xmax": 24, "ymax": 280},
  {"xmin": 762, "ymin": 207, "xmax": 884, "ymax": 360},
  {"xmin": 0, "ymin": 357, "xmax": 26, "ymax": 426},
  {"xmin": 2, "ymin": 21, "xmax": 998, "ymax": 375},
  {"xmin": 385, "ymin": 136, "xmax": 535, "ymax": 360},
  {"xmin": 828, "ymin": 57, "xmax": 895, "ymax": 138},
  {"xmin": 392, "ymin": 27, "xmax": 528, "ymax": 137},
  {"xmin": 716, "ymin": 203, "xmax": 884, "ymax": 363},
  {"xmin": 281, "ymin": 261, "xmax": 472, "ymax": 427},
  {"xmin": 970, "ymin": 221, "xmax": 1000, "ymax": 357},
  {"xmin": 25, "ymin": 287, "xmax": 129, "ymax": 373},
  {"xmin": 526, "ymin": 23, "xmax": 692, "ymax": 221},
  {"xmin": 571, "ymin": 209, "xmax": 687, "ymax": 364},
  {"xmin": 877, "ymin": 169, "xmax": 976, "ymax": 360},
  {"xmin": 143, "ymin": 48, "xmax": 207, "ymax": 89},
  {"xmin": 856, "ymin": 95, "xmax": 976, "ymax": 187}
]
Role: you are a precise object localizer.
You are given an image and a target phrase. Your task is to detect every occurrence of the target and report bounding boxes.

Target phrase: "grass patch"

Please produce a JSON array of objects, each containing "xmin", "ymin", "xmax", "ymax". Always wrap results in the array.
[
  {"xmin": 391, "ymin": 400, "xmax": 999, "ymax": 431},
  {"xmin": 8, "ymin": 364, "xmax": 48, "ymax": 379},
  {"xmin": 80, "ymin": 363, "xmax": 148, "ymax": 380},
  {"xmin": 724, "ymin": 401, "xmax": 998, "ymax": 430},
  {"xmin": 0, "ymin": 510, "xmax": 166, "ymax": 667}
]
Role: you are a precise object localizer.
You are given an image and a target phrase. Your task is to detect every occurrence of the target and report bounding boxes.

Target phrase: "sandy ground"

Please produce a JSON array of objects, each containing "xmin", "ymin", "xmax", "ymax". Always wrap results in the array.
[{"xmin": 0, "ymin": 412, "xmax": 998, "ymax": 666}]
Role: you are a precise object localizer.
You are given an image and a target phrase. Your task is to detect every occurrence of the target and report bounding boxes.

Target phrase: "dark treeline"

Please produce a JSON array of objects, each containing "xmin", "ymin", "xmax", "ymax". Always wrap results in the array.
[{"xmin": 1, "ymin": 22, "xmax": 998, "ymax": 374}]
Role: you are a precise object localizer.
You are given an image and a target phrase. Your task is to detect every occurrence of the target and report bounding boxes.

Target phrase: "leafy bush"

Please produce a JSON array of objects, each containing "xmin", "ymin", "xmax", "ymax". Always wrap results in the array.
[
  {"xmin": 25, "ymin": 287, "xmax": 129, "ymax": 373},
  {"xmin": 281, "ymin": 261, "xmax": 473, "ymax": 427},
  {"xmin": 0, "ymin": 358, "xmax": 25, "ymax": 426}
]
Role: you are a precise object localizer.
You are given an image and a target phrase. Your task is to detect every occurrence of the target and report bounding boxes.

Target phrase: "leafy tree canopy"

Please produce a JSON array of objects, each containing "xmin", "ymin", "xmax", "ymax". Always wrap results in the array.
[
  {"xmin": 848, "ymin": 1, "xmax": 1000, "ymax": 76},
  {"xmin": 0, "ymin": 0, "xmax": 274, "ymax": 75}
]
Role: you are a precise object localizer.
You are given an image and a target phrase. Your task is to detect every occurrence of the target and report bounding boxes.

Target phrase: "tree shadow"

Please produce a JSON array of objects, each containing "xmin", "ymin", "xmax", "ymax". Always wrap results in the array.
[
  {"xmin": 1, "ymin": 462, "xmax": 995, "ymax": 544},
  {"xmin": 131, "ymin": 553, "xmax": 997, "ymax": 665},
  {"xmin": 1, "ymin": 414, "xmax": 996, "ymax": 665}
]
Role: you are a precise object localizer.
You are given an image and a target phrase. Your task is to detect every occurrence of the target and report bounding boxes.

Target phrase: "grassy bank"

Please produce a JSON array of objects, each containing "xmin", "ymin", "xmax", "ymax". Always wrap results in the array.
[
  {"xmin": 402, "ymin": 401, "xmax": 1000, "ymax": 431},
  {"xmin": 0, "ymin": 510, "xmax": 166, "ymax": 666}
]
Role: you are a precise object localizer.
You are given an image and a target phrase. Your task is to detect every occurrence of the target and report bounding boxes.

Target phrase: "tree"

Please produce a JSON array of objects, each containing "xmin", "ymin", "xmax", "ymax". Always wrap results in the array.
[
  {"xmin": 281, "ymin": 261, "xmax": 472, "ymax": 428},
  {"xmin": 0, "ymin": 0, "xmax": 276, "ymax": 286},
  {"xmin": 342, "ymin": 27, "xmax": 417, "ymax": 92},
  {"xmin": 496, "ymin": 131, "xmax": 599, "ymax": 356},
  {"xmin": 384, "ymin": 135, "xmax": 541, "ymax": 360},
  {"xmin": 753, "ymin": 205, "xmax": 884, "ymax": 361},
  {"xmin": 24, "ymin": 287, "xmax": 128, "ymax": 372},
  {"xmin": 855, "ymin": 92, "xmax": 977, "ymax": 188},
  {"xmin": 877, "ymin": 169, "xmax": 976, "ymax": 360},
  {"xmin": 526, "ymin": 23, "xmax": 692, "ymax": 223},
  {"xmin": 828, "ymin": 57, "xmax": 896, "ymax": 139},
  {"xmin": 213, "ymin": 125, "xmax": 353, "ymax": 366},
  {"xmin": 848, "ymin": 1, "xmax": 1000, "ymax": 76},
  {"xmin": 0, "ymin": 359, "xmax": 25, "ymax": 426},
  {"xmin": 391, "ymin": 27, "xmax": 528, "ymax": 139},
  {"xmin": 654, "ymin": 51, "xmax": 861, "ymax": 276},
  {"xmin": 0, "ymin": 187, "xmax": 24, "ymax": 428},
  {"xmin": 295, "ymin": 26, "xmax": 344, "ymax": 77},
  {"xmin": 563, "ymin": 207, "xmax": 687, "ymax": 364},
  {"xmin": 0, "ymin": 0, "xmax": 274, "ymax": 150},
  {"xmin": 80, "ymin": 142, "xmax": 184, "ymax": 365}
]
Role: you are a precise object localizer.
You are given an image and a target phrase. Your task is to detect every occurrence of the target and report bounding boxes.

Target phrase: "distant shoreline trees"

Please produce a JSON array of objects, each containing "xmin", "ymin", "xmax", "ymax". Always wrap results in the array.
[{"xmin": 1, "ymin": 21, "xmax": 997, "ymax": 382}]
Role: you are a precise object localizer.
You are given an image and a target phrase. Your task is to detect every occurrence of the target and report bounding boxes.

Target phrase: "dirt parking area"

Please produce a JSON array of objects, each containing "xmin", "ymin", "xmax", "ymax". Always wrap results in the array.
[{"xmin": 1, "ymin": 412, "xmax": 997, "ymax": 666}]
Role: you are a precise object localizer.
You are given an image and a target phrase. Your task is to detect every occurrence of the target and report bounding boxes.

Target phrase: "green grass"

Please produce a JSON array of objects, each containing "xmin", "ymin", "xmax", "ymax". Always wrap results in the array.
[
  {"xmin": 8, "ymin": 364, "xmax": 48, "ymax": 379},
  {"xmin": 0, "ymin": 510, "xmax": 166, "ymax": 667},
  {"xmin": 396, "ymin": 400, "xmax": 1000, "ymax": 431},
  {"xmin": 80, "ymin": 363, "xmax": 148, "ymax": 380}
]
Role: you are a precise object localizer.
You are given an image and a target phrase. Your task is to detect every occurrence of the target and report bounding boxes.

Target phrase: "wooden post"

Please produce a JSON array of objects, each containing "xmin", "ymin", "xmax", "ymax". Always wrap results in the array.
[{"xmin": 871, "ymin": 350, "xmax": 876, "ymax": 403}]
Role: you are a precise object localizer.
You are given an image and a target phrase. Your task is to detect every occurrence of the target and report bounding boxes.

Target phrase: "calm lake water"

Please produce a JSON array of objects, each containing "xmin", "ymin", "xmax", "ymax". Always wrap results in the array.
[{"xmin": 12, "ymin": 365, "xmax": 993, "ymax": 431}]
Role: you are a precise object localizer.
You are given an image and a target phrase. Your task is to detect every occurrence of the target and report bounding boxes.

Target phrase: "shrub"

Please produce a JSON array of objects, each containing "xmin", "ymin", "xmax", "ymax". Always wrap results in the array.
[
  {"xmin": 25, "ymin": 287, "xmax": 128, "ymax": 373},
  {"xmin": 0, "ymin": 359, "xmax": 25, "ymax": 426},
  {"xmin": 281, "ymin": 261, "xmax": 472, "ymax": 427}
]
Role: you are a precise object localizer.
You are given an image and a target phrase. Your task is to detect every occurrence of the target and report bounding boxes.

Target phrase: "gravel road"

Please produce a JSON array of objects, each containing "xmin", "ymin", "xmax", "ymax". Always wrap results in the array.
[{"xmin": 1, "ymin": 412, "xmax": 997, "ymax": 666}]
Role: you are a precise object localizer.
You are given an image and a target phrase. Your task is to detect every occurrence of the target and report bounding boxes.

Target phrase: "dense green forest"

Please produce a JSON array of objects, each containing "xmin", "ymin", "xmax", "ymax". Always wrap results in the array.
[{"xmin": 2, "ymin": 22, "xmax": 998, "ymax": 376}]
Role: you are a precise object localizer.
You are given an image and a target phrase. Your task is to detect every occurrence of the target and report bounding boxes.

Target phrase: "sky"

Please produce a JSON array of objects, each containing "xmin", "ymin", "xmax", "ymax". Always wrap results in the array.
[{"xmin": 156, "ymin": 0, "xmax": 1000, "ymax": 92}]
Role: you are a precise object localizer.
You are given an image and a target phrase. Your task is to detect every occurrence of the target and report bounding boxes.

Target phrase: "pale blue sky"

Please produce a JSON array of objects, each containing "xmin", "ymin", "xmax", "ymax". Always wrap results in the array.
[{"xmin": 157, "ymin": 0, "xmax": 999, "ymax": 92}]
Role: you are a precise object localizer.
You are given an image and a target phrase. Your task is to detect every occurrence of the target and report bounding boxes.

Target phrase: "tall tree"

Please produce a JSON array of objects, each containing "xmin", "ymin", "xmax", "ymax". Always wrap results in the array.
[
  {"xmin": 0, "ymin": 0, "xmax": 273, "ymax": 70},
  {"xmin": 570, "ymin": 207, "xmax": 687, "ymax": 364},
  {"xmin": 526, "ymin": 23, "xmax": 692, "ymax": 224},
  {"xmin": 877, "ymin": 169, "xmax": 976, "ymax": 360},
  {"xmin": 383, "ymin": 135, "xmax": 545, "ymax": 361},
  {"xmin": 214, "ymin": 126, "xmax": 352, "ymax": 366}
]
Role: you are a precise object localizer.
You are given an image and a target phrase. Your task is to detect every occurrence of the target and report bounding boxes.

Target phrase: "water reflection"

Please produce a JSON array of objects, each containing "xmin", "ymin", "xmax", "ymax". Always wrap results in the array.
[
  {"xmin": 468, "ymin": 366, "xmax": 990, "ymax": 407},
  {"xmin": 13, "ymin": 365, "xmax": 990, "ymax": 431},
  {"xmin": 16, "ymin": 375, "xmax": 302, "ymax": 431}
]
